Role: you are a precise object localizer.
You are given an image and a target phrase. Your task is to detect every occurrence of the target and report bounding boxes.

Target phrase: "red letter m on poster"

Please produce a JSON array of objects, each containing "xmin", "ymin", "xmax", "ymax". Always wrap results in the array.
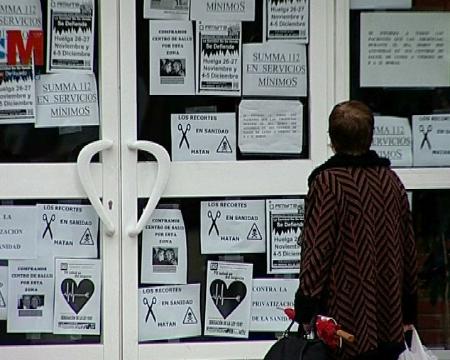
[{"xmin": 7, "ymin": 30, "xmax": 44, "ymax": 66}]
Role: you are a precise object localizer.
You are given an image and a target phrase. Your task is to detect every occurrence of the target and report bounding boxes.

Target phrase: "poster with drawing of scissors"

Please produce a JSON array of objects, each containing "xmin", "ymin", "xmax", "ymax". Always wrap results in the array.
[
  {"xmin": 200, "ymin": 200, "xmax": 266, "ymax": 254},
  {"xmin": 0, "ymin": 206, "xmax": 36, "ymax": 259},
  {"xmin": 413, "ymin": 114, "xmax": 450, "ymax": 166},
  {"xmin": 141, "ymin": 208, "xmax": 187, "ymax": 285},
  {"xmin": 138, "ymin": 284, "xmax": 201, "ymax": 341},
  {"xmin": 37, "ymin": 204, "xmax": 99, "ymax": 258},
  {"xmin": 171, "ymin": 113, "xmax": 236, "ymax": 161}
]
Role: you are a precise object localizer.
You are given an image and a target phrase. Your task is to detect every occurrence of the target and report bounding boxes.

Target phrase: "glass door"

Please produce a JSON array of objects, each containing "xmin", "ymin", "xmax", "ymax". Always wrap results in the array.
[
  {"xmin": 0, "ymin": 0, "xmax": 121, "ymax": 359},
  {"xmin": 335, "ymin": 0, "xmax": 450, "ymax": 357},
  {"xmin": 120, "ymin": 1, "xmax": 332, "ymax": 359}
]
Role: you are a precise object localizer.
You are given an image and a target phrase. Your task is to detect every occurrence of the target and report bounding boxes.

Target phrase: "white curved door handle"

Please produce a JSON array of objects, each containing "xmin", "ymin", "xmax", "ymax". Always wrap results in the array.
[
  {"xmin": 128, "ymin": 141, "xmax": 171, "ymax": 237},
  {"xmin": 77, "ymin": 139, "xmax": 116, "ymax": 236}
]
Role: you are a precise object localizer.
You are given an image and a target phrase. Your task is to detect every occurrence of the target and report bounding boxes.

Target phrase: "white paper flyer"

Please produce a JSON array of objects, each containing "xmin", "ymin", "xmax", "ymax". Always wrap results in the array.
[
  {"xmin": 171, "ymin": 112, "xmax": 236, "ymax": 161},
  {"xmin": 0, "ymin": 206, "xmax": 37, "ymax": 260},
  {"xmin": 196, "ymin": 21, "xmax": 241, "ymax": 96},
  {"xmin": 36, "ymin": 73, "xmax": 99, "ymax": 127},
  {"xmin": 37, "ymin": 204, "xmax": 99, "ymax": 258},
  {"xmin": 205, "ymin": 261, "xmax": 253, "ymax": 338},
  {"xmin": 250, "ymin": 278, "xmax": 298, "ymax": 331},
  {"xmin": 360, "ymin": 12, "xmax": 450, "ymax": 87},
  {"xmin": 412, "ymin": 114, "xmax": 450, "ymax": 167},
  {"xmin": 191, "ymin": 0, "xmax": 255, "ymax": 21},
  {"xmin": 263, "ymin": 0, "xmax": 309, "ymax": 42},
  {"xmin": 47, "ymin": 0, "xmax": 95, "ymax": 73},
  {"xmin": 7, "ymin": 258, "xmax": 54, "ymax": 333},
  {"xmin": 144, "ymin": 0, "xmax": 190, "ymax": 20},
  {"xmin": 242, "ymin": 42, "xmax": 307, "ymax": 97},
  {"xmin": 266, "ymin": 198, "xmax": 304, "ymax": 274},
  {"xmin": 141, "ymin": 208, "xmax": 187, "ymax": 285},
  {"xmin": 53, "ymin": 258, "xmax": 101, "ymax": 335},
  {"xmin": 201, "ymin": 200, "xmax": 266, "ymax": 254},
  {"xmin": 239, "ymin": 99, "xmax": 303, "ymax": 154},
  {"xmin": 371, "ymin": 116, "xmax": 412, "ymax": 167},
  {"xmin": 138, "ymin": 284, "xmax": 201, "ymax": 341},
  {"xmin": 0, "ymin": 64, "xmax": 36, "ymax": 124},
  {"xmin": 149, "ymin": 21, "xmax": 195, "ymax": 95}
]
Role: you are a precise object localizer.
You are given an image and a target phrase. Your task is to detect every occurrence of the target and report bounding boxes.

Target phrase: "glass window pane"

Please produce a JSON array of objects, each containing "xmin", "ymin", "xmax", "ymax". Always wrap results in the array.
[
  {"xmin": 350, "ymin": 4, "xmax": 450, "ymax": 168},
  {"xmin": 136, "ymin": 0, "xmax": 310, "ymax": 161},
  {"xmin": 138, "ymin": 196, "xmax": 303, "ymax": 343},
  {"xmin": 0, "ymin": 199, "xmax": 101, "ymax": 345},
  {"xmin": 0, "ymin": 0, "xmax": 100, "ymax": 163},
  {"xmin": 413, "ymin": 190, "xmax": 450, "ymax": 349}
]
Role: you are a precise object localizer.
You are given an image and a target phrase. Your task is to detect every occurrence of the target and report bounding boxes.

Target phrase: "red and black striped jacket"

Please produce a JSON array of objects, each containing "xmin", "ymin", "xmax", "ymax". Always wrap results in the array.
[{"xmin": 295, "ymin": 151, "xmax": 418, "ymax": 359}]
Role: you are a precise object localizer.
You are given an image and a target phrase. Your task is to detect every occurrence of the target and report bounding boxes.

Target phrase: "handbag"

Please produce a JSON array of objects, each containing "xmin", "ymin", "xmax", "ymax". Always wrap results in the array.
[
  {"xmin": 264, "ymin": 323, "xmax": 331, "ymax": 360},
  {"xmin": 398, "ymin": 326, "xmax": 437, "ymax": 360}
]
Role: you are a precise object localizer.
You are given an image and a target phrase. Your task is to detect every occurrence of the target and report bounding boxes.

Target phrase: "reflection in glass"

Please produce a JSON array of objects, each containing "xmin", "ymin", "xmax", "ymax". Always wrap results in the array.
[
  {"xmin": 414, "ymin": 190, "xmax": 450, "ymax": 349},
  {"xmin": 350, "ymin": 7, "xmax": 450, "ymax": 168}
]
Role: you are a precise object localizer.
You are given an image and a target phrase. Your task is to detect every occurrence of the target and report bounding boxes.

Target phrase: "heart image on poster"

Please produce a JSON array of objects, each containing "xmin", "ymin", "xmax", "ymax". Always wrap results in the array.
[
  {"xmin": 210, "ymin": 279, "xmax": 246, "ymax": 319},
  {"xmin": 61, "ymin": 278, "xmax": 95, "ymax": 314}
]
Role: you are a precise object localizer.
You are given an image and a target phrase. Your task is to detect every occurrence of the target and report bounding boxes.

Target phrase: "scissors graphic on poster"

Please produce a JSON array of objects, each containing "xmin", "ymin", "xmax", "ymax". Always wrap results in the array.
[
  {"xmin": 143, "ymin": 296, "xmax": 157, "ymax": 323},
  {"xmin": 419, "ymin": 124, "xmax": 432, "ymax": 150},
  {"xmin": 42, "ymin": 214, "xmax": 56, "ymax": 240},
  {"xmin": 178, "ymin": 124, "xmax": 191, "ymax": 149},
  {"xmin": 208, "ymin": 210, "xmax": 221, "ymax": 236}
]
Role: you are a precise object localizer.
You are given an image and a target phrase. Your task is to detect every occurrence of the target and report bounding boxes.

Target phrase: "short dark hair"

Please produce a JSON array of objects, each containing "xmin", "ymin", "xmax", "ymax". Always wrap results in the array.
[{"xmin": 328, "ymin": 100, "xmax": 374, "ymax": 155}]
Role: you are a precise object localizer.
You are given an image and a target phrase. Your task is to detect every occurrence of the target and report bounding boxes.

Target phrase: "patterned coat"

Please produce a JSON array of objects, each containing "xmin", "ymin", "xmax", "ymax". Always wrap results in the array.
[{"xmin": 295, "ymin": 151, "xmax": 418, "ymax": 359}]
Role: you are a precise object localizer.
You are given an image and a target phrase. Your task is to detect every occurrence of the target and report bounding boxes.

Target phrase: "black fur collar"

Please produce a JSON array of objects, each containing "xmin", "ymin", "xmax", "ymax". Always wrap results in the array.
[{"xmin": 308, "ymin": 150, "xmax": 391, "ymax": 186}]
